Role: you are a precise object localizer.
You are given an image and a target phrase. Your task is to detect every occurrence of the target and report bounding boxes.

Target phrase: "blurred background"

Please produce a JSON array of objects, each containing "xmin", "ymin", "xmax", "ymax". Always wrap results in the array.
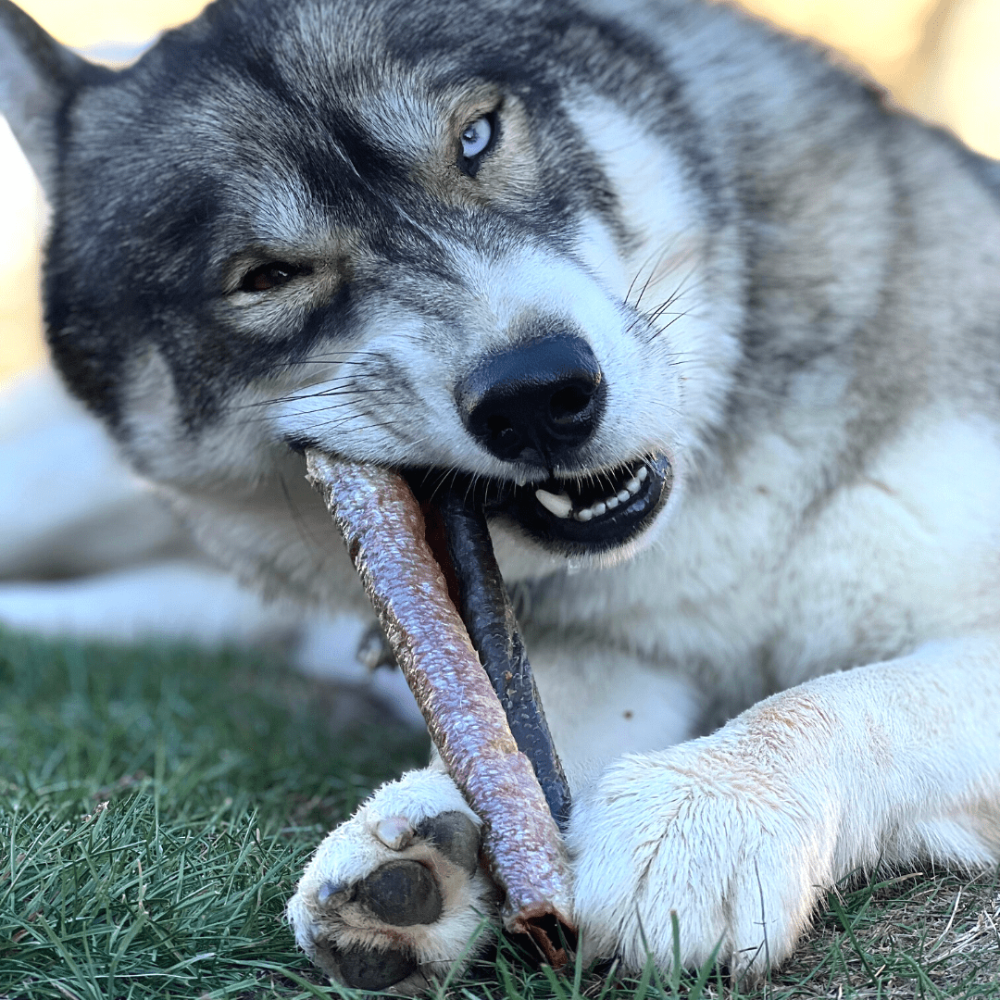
[{"xmin": 1, "ymin": 0, "xmax": 998, "ymax": 386}]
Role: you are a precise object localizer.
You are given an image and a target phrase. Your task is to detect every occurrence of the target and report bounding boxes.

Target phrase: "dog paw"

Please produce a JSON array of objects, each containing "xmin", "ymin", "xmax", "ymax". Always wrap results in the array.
[
  {"xmin": 569, "ymin": 738, "xmax": 836, "ymax": 978},
  {"xmin": 288, "ymin": 769, "xmax": 499, "ymax": 991}
]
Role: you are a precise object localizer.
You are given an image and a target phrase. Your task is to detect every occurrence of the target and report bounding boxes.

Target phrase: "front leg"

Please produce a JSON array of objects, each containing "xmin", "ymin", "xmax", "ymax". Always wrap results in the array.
[
  {"xmin": 287, "ymin": 642, "xmax": 698, "ymax": 990},
  {"xmin": 570, "ymin": 637, "xmax": 1000, "ymax": 976}
]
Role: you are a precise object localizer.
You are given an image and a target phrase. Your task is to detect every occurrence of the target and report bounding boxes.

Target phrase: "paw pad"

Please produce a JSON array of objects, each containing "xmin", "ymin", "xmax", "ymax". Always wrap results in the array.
[
  {"xmin": 357, "ymin": 859, "xmax": 443, "ymax": 926},
  {"xmin": 326, "ymin": 942, "xmax": 419, "ymax": 991},
  {"xmin": 415, "ymin": 811, "xmax": 480, "ymax": 874},
  {"xmin": 291, "ymin": 802, "xmax": 489, "ymax": 991}
]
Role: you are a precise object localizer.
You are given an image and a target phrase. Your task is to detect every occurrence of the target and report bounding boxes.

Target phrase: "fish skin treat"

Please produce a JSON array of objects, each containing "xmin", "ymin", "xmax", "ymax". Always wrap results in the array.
[{"xmin": 305, "ymin": 451, "xmax": 575, "ymax": 963}]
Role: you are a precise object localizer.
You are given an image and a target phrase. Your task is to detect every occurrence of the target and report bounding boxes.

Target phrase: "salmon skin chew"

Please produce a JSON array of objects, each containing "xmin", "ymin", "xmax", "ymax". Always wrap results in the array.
[
  {"xmin": 434, "ymin": 488, "xmax": 572, "ymax": 832},
  {"xmin": 304, "ymin": 451, "xmax": 575, "ymax": 964}
]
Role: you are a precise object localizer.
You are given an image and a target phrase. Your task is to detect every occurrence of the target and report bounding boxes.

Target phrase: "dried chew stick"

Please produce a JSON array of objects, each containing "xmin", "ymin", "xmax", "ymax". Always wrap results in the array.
[
  {"xmin": 434, "ymin": 488, "xmax": 572, "ymax": 832},
  {"xmin": 305, "ymin": 451, "xmax": 575, "ymax": 964}
]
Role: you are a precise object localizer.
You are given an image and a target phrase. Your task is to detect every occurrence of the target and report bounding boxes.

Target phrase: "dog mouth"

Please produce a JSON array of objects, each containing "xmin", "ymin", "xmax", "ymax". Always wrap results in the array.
[{"xmin": 409, "ymin": 453, "xmax": 673, "ymax": 554}]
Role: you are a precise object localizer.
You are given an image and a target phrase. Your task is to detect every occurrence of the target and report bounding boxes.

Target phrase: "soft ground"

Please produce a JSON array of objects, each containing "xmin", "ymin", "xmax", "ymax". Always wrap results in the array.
[{"xmin": 1, "ymin": 629, "xmax": 997, "ymax": 999}]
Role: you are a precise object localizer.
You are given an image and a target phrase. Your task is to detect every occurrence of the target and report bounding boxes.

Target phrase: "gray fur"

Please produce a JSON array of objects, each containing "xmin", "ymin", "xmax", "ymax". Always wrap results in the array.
[{"xmin": 2, "ymin": 0, "xmax": 999, "ymax": 985}]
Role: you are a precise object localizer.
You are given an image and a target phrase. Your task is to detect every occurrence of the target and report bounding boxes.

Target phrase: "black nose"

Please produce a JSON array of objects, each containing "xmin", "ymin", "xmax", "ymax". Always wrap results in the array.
[{"xmin": 456, "ymin": 334, "xmax": 605, "ymax": 467}]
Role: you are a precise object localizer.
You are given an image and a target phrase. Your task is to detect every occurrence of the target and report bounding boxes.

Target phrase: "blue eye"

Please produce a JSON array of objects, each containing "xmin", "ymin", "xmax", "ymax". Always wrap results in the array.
[{"xmin": 461, "ymin": 116, "xmax": 492, "ymax": 159}]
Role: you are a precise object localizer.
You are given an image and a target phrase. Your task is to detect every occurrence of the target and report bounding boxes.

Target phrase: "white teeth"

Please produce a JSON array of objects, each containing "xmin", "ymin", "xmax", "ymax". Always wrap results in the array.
[
  {"xmin": 535, "ymin": 488, "xmax": 573, "ymax": 518},
  {"xmin": 550, "ymin": 463, "xmax": 652, "ymax": 523}
]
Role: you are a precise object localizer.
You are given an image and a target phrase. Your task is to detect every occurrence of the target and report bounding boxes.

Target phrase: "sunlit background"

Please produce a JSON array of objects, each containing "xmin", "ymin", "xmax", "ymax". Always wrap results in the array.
[{"xmin": 2, "ymin": 0, "xmax": 998, "ymax": 386}]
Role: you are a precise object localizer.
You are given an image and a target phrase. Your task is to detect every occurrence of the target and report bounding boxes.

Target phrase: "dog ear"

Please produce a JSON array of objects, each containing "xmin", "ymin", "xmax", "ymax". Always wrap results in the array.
[{"xmin": 0, "ymin": 0, "xmax": 111, "ymax": 196}]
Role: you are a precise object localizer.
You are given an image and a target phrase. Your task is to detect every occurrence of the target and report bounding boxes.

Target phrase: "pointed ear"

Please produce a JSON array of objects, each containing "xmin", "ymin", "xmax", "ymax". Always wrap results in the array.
[{"xmin": 0, "ymin": 0, "xmax": 110, "ymax": 196}]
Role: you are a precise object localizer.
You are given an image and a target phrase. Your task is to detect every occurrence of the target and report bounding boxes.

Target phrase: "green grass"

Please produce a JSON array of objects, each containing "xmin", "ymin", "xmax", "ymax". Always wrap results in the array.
[
  {"xmin": 0, "ymin": 629, "xmax": 425, "ymax": 999},
  {"xmin": 0, "ymin": 628, "xmax": 997, "ymax": 999}
]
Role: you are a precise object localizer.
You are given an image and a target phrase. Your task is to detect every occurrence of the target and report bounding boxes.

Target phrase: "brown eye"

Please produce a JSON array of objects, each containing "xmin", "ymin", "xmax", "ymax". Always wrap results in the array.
[{"xmin": 240, "ymin": 261, "xmax": 308, "ymax": 292}]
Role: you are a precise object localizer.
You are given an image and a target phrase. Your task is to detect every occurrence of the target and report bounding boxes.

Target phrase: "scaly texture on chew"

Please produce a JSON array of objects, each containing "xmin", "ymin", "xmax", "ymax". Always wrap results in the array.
[
  {"xmin": 305, "ymin": 451, "xmax": 574, "ymax": 959},
  {"xmin": 436, "ymin": 489, "xmax": 572, "ymax": 832}
]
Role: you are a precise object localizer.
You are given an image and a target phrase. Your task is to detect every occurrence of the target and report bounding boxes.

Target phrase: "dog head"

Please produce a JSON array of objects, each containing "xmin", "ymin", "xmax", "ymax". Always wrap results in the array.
[{"xmin": 0, "ymin": 0, "xmax": 745, "ymax": 578}]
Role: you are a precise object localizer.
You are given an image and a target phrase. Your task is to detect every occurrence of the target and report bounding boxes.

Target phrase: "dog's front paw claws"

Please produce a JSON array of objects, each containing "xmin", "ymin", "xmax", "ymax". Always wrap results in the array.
[{"xmin": 289, "ymin": 773, "xmax": 498, "ymax": 990}]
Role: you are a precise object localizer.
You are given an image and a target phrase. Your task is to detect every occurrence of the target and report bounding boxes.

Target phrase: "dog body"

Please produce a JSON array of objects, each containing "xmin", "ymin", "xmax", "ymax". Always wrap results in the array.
[{"xmin": 1, "ymin": 0, "xmax": 999, "ymax": 988}]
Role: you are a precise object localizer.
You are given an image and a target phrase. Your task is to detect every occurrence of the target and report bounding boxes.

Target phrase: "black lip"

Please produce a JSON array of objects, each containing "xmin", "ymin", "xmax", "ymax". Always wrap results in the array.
[{"xmin": 408, "ymin": 453, "xmax": 673, "ymax": 555}]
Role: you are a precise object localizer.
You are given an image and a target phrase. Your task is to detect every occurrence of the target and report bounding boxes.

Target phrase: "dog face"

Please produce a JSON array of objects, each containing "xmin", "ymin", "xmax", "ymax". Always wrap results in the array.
[{"xmin": 6, "ymin": 0, "xmax": 748, "ymax": 568}]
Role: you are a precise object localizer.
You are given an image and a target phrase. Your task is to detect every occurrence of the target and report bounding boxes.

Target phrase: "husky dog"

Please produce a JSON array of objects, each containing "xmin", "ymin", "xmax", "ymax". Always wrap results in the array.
[{"xmin": 2, "ymin": 0, "xmax": 999, "ymax": 989}]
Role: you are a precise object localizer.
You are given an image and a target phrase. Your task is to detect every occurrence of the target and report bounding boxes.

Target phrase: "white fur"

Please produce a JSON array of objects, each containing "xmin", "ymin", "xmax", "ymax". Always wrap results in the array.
[
  {"xmin": 287, "ymin": 402, "xmax": 1000, "ymax": 981},
  {"xmin": 1, "ymin": 0, "xmax": 998, "ymax": 990},
  {"xmin": 290, "ymin": 768, "xmax": 498, "ymax": 983}
]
